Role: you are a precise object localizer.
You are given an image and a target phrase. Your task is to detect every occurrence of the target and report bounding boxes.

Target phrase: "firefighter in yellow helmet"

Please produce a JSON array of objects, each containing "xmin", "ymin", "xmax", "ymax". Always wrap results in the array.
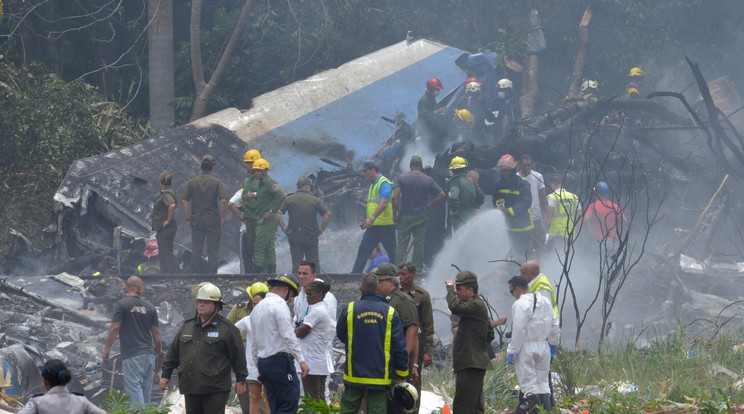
[
  {"xmin": 235, "ymin": 149, "xmax": 262, "ymax": 273},
  {"xmin": 625, "ymin": 67, "xmax": 644, "ymax": 99},
  {"xmin": 250, "ymin": 158, "xmax": 285, "ymax": 273},
  {"xmin": 447, "ymin": 156, "xmax": 484, "ymax": 232},
  {"xmin": 623, "ymin": 67, "xmax": 644, "ymax": 126}
]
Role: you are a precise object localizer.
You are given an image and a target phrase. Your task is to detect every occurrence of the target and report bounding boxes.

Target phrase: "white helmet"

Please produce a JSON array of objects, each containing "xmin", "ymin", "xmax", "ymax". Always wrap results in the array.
[
  {"xmin": 581, "ymin": 80, "xmax": 599, "ymax": 92},
  {"xmin": 497, "ymin": 78, "xmax": 513, "ymax": 89},
  {"xmin": 390, "ymin": 382, "xmax": 418, "ymax": 413},
  {"xmin": 196, "ymin": 282, "xmax": 222, "ymax": 302},
  {"xmin": 465, "ymin": 81, "xmax": 481, "ymax": 94}
]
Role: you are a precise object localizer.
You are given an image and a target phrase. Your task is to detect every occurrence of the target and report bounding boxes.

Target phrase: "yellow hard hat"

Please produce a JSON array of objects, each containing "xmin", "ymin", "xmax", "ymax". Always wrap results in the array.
[
  {"xmin": 252, "ymin": 158, "xmax": 270, "ymax": 170},
  {"xmin": 455, "ymin": 109, "xmax": 475, "ymax": 127},
  {"xmin": 628, "ymin": 67, "xmax": 644, "ymax": 77},
  {"xmin": 196, "ymin": 282, "xmax": 222, "ymax": 302},
  {"xmin": 243, "ymin": 149, "xmax": 261, "ymax": 163},
  {"xmin": 247, "ymin": 281, "xmax": 269, "ymax": 297},
  {"xmin": 449, "ymin": 156, "xmax": 468, "ymax": 170}
]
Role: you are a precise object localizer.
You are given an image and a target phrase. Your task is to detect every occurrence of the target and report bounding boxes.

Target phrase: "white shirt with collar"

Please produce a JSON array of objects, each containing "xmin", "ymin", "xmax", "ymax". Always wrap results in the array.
[
  {"xmin": 249, "ymin": 292, "xmax": 305, "ymax": 364},
  {"xmin": 298, "ymin": 302, "xmax": 334, "ymax": 375}
]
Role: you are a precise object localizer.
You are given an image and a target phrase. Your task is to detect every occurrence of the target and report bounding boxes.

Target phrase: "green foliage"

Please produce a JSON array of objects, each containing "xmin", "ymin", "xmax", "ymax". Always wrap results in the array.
[
  {"xmin": 424, "ymin": 329, "xmax": 744, "ymax": 412},
  {"xmin": 297, "ymin": 394, "xmax": 339, "ymax": 414},
  {"xmin": 102, "ymin": 391, "xmax": 171, "ymax": 414},
  {"xmin": 0, "ymin": 56, "xmax": 148, "ymax": 249}
]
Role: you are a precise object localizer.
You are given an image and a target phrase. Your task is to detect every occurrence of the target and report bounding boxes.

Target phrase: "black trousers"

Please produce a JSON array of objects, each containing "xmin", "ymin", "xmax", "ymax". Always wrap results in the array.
[
  {"xmin": 351, "ymin": 225, "xmax": 396, "ymax": 273},
  {"xmin": 184, "ymin": 391, "xmax": 230, "ymax": 414}
]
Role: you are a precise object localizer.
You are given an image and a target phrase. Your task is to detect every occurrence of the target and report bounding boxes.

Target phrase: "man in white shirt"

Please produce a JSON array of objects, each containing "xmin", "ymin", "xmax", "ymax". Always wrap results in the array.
[
  {"xmin": 293, "ymin": 261, "xmax": 337, "ymax": 327},
  {"xmin": 295, "ymin": 280, "xmax": 334, "ymax": 403},
  {"xmin": 228, "ymin": 189, "xmax": 249, "ymax": 273},
  {"xmin": 250, "ymin": 274, "xmax": 309, "ymax": 414},
  {"xmin": 517, "ymin": 154, "xmax": 549, "ymax": 250}
]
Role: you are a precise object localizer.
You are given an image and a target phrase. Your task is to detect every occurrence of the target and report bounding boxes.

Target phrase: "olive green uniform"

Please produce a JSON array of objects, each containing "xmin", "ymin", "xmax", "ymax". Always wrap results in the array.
[
  {"xmin": 278, "ymin": 189, "xmax": 330, "ymax": 272},
  {"xmin": 226, "ymin": 301, "xmax": 253, "ymax": 414},
  {"xmin": 403, "ymin": 284, "xmax": 434, "ymax": 411},
  {"xmin": 447, "ymin": 285, "xmax": 494, "ymax": 414},
  {"xmin": 253, "ymin": 175, "xmax": 285, "ymax": 273},
  {"xmin": 182, "ymin": 172, "xmax": 226, "ymax": 274},
  {"xmin": 161, "ymin": 313, "xmax": 248, "ymax": 412},
  {"xmin": 384, "ymin": 289, "xmax": 419, "ymax": 414},
  {"xmin": 241, "ymin": 175, "xmax": 261, "ymax": 273},
  {"xmin": 447, "ymin": 173, "xmax": 483, "ymax": 232},
  {"xmin": 153, "ymin": 188, "xmax": 179, "ymax": 273}
]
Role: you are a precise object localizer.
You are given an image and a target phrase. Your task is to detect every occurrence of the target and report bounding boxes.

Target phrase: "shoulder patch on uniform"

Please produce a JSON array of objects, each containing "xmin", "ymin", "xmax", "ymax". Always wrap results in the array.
[{"xmin": 271, "ymin": 183, "xmax": 279, "ymax": 191}]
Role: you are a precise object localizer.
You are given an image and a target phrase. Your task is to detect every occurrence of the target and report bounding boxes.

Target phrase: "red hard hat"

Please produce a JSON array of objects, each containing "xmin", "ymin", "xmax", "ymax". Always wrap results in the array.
[
  {"xmin": 497, "ymin": 154, "xmax": 517, "ymax": 169},
  {"xmin": 144, "ymin": 240, "xmax": 159, "ymax": 257},
  {"xmin": 466, "ymin": 76, "xmax": 483, "ymax": 85},
  {"xmin": 426, "ymin": 78, "xmax": 443, "ymax": 90}
]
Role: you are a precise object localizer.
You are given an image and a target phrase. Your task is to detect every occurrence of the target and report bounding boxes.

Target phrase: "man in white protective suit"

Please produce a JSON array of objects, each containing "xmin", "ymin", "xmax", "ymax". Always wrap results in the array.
[{"xmin": 506, "ymin": 276, "xmax": 560, "ymax": 413}]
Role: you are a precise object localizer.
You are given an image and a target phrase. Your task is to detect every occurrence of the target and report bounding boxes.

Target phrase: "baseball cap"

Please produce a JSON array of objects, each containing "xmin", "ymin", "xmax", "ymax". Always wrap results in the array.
[
  {"xmin": 362, "ymin": 160, "xmax": 379, "ymax": 171},
  {"xmin": 202, "ymin": 155, "xmax": 215, "ymax": 164}
]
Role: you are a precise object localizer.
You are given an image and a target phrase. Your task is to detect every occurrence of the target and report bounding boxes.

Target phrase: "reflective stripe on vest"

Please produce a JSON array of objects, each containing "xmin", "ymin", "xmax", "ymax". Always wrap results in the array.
[
  {"xmin": 366, "ymin": 175, "xmax": 394, "ymax": 226},
  {"xmin": 528, "ymin": 274, "xmax": 559, "ymax": 317},
  {"xmin": 344, "ymin": 303, "xmax": 396, "ymax": 385},
  {"xmin": 548, "ymin": 189, "xmax": 579, "ymax": 238}
]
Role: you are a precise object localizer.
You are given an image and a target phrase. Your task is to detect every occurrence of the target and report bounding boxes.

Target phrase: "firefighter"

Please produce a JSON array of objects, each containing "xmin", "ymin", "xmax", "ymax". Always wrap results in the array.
[
  {"xmin": 417, "ymin": 77, "xmax": 447, "ymax": 151},
  {"xmin": 137, "ymin": 240, "xmax": 161, "ymax": 275},
  {"xmin": 491, "ymin": 78, "xmax": 521, "ymax": 139},
  {"xmin": 625, "ymin": 67, "xmax": 644, "ymax": 99},
  {"xmin": 251, "ymin": 158, "xmax": 285, "ymax": 274},
  {"xmin": 447, "ymin": 156, "xmax": 483, "ymax": 232},
  {"xmin": 455, "ymin": 81, "xmax": 496, "ymax": 144},
  {"xmin": 336, "ymin": 273, "xmax": 409, "ymax": 414},
  {"xmin": 239, "ymin": 149, "xmax": 262, "ymax": 273},
  {"xmin": 492, "ymin": 154, "xmax": 534, "ymax": 260},
  {"xmin": 580, "ymin": 80, "xmax": 600, "ymax": 102},
  {"xmin": 545, "ymin": 174, "xmax": 582, "ymax": 252}
]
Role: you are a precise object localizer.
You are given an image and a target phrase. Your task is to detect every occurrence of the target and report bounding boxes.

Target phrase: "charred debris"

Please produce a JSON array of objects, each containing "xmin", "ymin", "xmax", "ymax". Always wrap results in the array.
[{"xmin": 2, "ymin": 31, "xmax": 744, "ymax": 407}]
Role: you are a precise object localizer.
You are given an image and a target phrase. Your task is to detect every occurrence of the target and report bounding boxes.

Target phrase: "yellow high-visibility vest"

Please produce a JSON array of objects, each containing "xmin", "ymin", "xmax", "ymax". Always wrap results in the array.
[{"xmin": 366, "ymin": 175, "xmax": 394, "ymax": 226}]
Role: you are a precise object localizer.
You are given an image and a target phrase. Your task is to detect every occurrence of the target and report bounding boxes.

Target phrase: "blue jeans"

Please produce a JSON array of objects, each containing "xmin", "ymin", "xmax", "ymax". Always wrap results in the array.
[
  {"xmin": 257, "ymin": 354, "xmax": 300, "ymax": 414},
  {"xmin": 123, "ymin": 353, "xmax": 156, "ymax": 405}
]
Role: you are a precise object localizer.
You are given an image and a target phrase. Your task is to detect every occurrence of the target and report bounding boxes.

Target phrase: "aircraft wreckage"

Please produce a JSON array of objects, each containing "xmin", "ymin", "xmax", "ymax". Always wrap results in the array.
[{"xmin": 3, "ymin": 37, "xmax": 744, "ymax": 410}]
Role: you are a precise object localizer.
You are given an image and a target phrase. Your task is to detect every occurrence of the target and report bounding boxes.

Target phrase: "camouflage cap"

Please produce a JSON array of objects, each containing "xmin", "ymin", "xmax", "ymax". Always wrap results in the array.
[
  {"xmin": 455, "ymin": 270, "xmax": 478, "ymax": 285},
  {"xmin": 373, "ymin": 263, "xmax": 398, "ymax": 278}
]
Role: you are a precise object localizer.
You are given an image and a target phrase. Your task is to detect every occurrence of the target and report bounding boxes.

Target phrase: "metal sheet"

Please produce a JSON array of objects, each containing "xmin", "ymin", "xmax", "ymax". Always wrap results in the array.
[{"xmin": 51, "ymin": 38, "xmax": 468, "ymax": 263}]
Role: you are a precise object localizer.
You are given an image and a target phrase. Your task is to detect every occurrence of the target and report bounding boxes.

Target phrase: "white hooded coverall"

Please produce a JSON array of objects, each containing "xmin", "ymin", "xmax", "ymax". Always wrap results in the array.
[{"xmin": 507, "ymin": 292, "xmax": 560, "ymax": 397}]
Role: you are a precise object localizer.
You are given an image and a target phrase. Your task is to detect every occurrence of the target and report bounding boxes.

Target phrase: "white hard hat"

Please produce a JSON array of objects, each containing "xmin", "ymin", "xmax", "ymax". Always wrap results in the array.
[
  {"xmin": 196, "ymin": 282, "xmax": 222, "ymax": 302},
  {"xmin": 497, "ymin": 78, "xmax": 513, "ymax": 89},
  {"xmin": 581, "ymin": 80, "xmax": 598, "ymax": 92}
]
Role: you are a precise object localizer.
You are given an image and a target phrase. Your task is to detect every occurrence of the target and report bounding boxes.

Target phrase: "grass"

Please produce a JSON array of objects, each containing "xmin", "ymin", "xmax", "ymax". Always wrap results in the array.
[{"xmin": 422, "ymin": 327, "xmax": 744, "ymax": 413}]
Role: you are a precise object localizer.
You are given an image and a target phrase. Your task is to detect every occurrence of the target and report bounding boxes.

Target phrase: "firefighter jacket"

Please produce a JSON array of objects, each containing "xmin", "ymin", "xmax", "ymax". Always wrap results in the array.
[
  {"xmin": 336, "ymin": 293, "xmax": 409, "ymax": 390},
  {"xmin": 547, "ymin": 188, "xmax": 580, "ymax": 239},
  {"xmin": 492, "ymin": 175, "xmax": 534, "ymax": 232}
]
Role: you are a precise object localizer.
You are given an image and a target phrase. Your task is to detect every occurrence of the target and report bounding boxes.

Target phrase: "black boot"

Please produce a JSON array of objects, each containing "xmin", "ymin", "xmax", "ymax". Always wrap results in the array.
[{"xmin": 540, "ymin": 393, "xmax": 553, "ymax": 411}]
